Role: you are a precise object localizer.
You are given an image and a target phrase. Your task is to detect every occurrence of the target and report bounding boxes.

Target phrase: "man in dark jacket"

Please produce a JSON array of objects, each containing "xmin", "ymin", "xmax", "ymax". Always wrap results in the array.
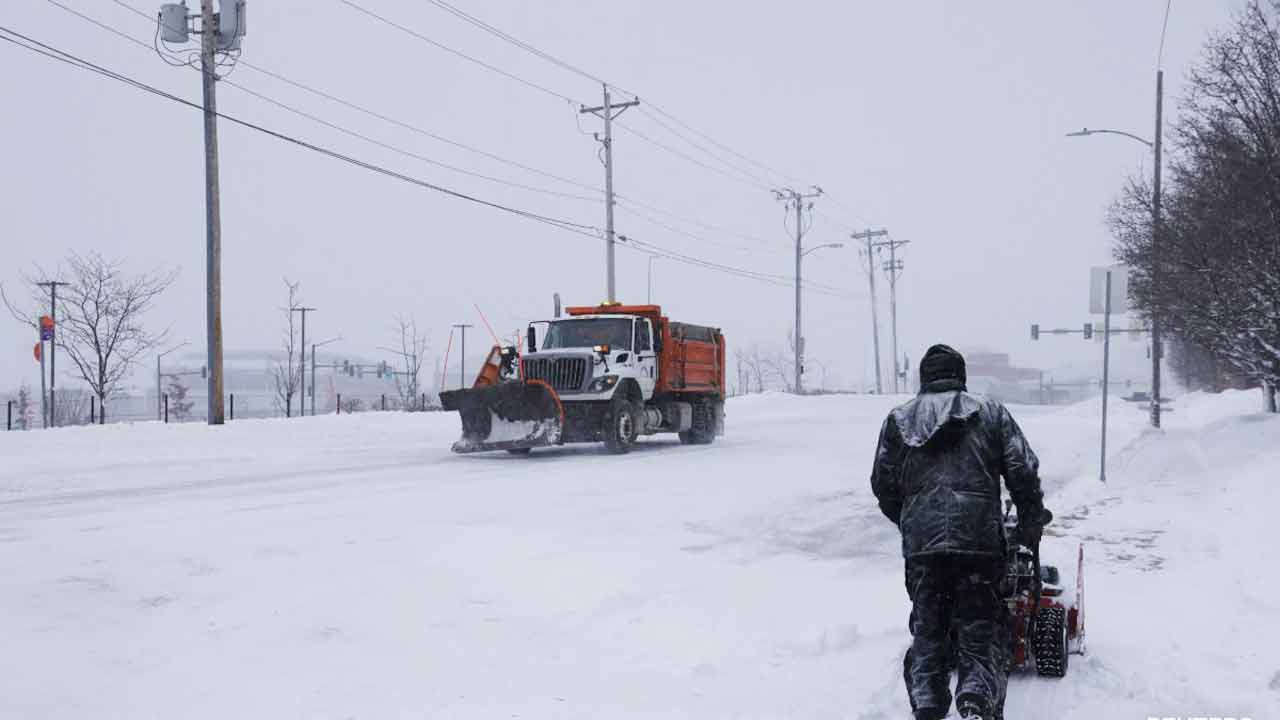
[{"xmin": 870, "ymin": 344, "xmax": 1050, "ymax": 720}]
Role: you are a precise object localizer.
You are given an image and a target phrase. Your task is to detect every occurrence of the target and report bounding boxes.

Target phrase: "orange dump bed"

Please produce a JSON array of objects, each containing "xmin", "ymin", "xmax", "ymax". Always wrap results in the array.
[{"xmin": 565, "ymin": 304, "xmax": 725, "ymax": 398}]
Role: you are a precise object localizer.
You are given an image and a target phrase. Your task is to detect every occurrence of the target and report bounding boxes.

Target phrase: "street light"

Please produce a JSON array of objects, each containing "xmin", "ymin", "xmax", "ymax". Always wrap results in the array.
[
  {"xmin": 1065, "ymin": 127, "xmax": 1153, "ymax": 148},
  {"xmin": 157, "ymin": 341, "xmax": 189, "ymax": 421},
  {"xmin": 310, "ymin": 336, "xmax": 342, "ymax": 416},
  {"xmin": 1066, "ymin": 72, "xmax": 1165, "ymax": 429},
  {"xmin": 796, "ymin": 242, "xmax": 846, "ymax": 394}
]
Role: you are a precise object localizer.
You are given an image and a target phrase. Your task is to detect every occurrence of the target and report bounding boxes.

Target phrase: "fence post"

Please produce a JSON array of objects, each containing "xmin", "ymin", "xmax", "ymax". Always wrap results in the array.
[
  {"xmin": 164, "ymin": 394, "xmax": 169, "ymax": 423},
  {"xmin": 6, "ymin": 400, "xmax": 11, "ymax": 430},
  {"xmin": 336, "ymin": 393, "xmax": 341, "ymax": 415},
  {"xmin": 230, "ymin": 393, "xmax": 235, "ymax": 421},
  {"xmin": 420, "ymin": 392, "xmax": 426, "ymax": 411},
  {"xmin": 90, "ymin": 395, "xmax": 96, "ymax": 424},
  {"xmin": 381, "ymin": 394, "xmax": 386, "ymax": 411}
]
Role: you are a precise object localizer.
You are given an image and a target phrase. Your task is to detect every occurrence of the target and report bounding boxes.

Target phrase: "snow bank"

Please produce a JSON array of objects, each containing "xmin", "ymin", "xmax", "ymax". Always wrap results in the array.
[{"xmin": 0, "ymin": 390, "xmax": 1274, "ymax": 718}]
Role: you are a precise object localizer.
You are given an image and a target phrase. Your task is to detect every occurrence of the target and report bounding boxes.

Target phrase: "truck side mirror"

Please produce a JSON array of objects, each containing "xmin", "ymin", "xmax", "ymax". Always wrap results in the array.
[{"xmin": 526, "ymin": 326, "xmax": 537, "ymax": 353}]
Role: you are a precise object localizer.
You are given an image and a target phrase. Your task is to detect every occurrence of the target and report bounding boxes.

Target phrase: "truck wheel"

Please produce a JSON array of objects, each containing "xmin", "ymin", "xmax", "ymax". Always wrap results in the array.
[
  {"xmin": 603, "ymin": 395, "xmax": 640, "ymax": 454},
  {"xmin": 679, "ymin": 398, "xmax": 719, "ymax": 445},
  {"xmin": 1033, "ymin": 606, "xmax": 1069, "ymax": 678}
]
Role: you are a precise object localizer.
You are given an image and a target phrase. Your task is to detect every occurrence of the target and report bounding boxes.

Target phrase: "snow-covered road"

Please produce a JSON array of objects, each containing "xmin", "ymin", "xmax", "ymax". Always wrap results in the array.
[{"xmin": 1, "ymin": 391, "xmax": 1275, "ymax": 718}]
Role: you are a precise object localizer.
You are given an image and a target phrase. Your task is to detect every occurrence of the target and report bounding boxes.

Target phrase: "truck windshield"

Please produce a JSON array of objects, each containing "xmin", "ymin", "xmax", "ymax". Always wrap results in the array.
[{"xmin": 541, "ymin": 318, "xmax": 632, "ymax": 350}]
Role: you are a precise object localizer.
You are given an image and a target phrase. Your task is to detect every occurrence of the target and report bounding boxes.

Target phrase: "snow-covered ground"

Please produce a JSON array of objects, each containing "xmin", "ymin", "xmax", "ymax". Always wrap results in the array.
[{"xmin": 1, "ymin": 390, "xmax": 1276, "ymax": 718}]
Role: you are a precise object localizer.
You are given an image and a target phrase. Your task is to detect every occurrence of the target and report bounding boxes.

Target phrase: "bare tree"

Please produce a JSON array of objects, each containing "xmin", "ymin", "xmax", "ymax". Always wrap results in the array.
[
  {"xmin": 2, "ymin": 252, "xmax": 177, "ymax": 418},
  {"xmin": 270, "ymin": 279, "xmax": 303, "ymax": 418},
  {"xmin": 733, "ymin": 346, "xmax": 768, "ymax": 394},
  {"xmin": 1110, "ymin": 0, "xmax": 1280, "ymax": 411},
  {"xmin": 384, "ymin": 316, "xmax": 429, "ymax": 411}
]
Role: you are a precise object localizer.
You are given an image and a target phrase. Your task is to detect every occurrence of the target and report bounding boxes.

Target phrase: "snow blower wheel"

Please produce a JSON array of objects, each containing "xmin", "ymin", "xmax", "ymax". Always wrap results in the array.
[{"xmin": 1033, "ymin": 605, "xmax": 1069, "ymax": 677}]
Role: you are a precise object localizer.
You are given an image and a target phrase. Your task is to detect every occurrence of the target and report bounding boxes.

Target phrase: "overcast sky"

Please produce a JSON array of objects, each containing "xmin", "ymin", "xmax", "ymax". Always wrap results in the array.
[{"xmin": 0, "ymin": 0, "xmax": 1239, "ymax": 395}]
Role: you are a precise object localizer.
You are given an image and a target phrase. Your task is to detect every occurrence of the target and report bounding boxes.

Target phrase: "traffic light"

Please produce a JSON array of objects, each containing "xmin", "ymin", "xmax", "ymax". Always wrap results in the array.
[
  {"xmin": 200, "ymin": 365, "xmax": 208, "ymax": 379},
  {"xmin": 1031, "ymin": 323, "xmax": 1040, "ymax": 341},
  {"xmin": 1083, "ymin": 323, "xmax": 1093, "ymax": 340},
  {"xmin": 342, "ymin": 360, "xmax": 352, "ymax": 376},
  {"xmin": 377, "ymin": 361, "xmax": 387, "ymax": 379}
]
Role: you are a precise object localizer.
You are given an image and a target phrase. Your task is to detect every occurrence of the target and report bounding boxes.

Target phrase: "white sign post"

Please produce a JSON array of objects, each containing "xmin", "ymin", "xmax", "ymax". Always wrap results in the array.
[{"xmin": 1090, "ymin": 265, "xmax": 1129, "ymax": 483}]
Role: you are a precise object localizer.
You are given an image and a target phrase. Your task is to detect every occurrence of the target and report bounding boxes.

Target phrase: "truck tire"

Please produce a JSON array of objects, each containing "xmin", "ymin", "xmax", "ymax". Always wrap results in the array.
[
  {"xmin": 603, "ymin": 395, "xmax": 640, "ymax": 454},
  {"xmin": 679, "ymin": 397, "xmax": 720, "ymax": 445}
]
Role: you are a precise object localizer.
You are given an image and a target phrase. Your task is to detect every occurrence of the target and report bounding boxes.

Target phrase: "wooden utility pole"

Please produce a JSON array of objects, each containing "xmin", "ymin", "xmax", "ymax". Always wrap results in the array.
[
  {"xmin": 852, "ymin": 229, "xmax": 888, "ymax": 393},
  {"xmin": 580, "ymin": 86, "xmax": 639, "ymax": 302}
]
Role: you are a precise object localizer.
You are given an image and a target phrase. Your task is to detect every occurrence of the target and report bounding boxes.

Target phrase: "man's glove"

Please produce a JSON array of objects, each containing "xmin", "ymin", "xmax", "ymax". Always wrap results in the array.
[{"xmin": 1016, "ymin": 507, "xmax": 1053, "ymax": 547}]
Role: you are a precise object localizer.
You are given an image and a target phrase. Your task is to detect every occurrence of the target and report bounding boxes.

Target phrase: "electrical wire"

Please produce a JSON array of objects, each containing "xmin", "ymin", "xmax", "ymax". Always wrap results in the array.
[
  {"xmin": 52, "ymin": 0, "xmax": 600, "ymax": 203},
  {"xmin": 107, "ymin": 0, "xmax": 605, "ymax": 196},
  {"xmin": 423, "ymin": 0, "xmax": 605, "ymax": 86},
  {"xmin": 0, "ymin": 23, "xmax": 853, "ymax": 298},
  {"xmin": 336, "ymin": 0, "xmax": 584, "ymax": 106},
  {"xmin": 414, "ymin": 0, "xmax": 810, "ymax": 190},
  {"xmin": 0, "ymin": 26, "xmax": 600, "ymax": 236},
  {"xmin": 76, "ymin": 2, "xmax": 806, "ymax": 264}
]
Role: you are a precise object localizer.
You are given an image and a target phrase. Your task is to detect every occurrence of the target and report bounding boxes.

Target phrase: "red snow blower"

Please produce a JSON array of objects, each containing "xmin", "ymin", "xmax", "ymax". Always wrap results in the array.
[{"xmin": 1002, "ymin": 503, "xmax": 1085, "ymax": 677}]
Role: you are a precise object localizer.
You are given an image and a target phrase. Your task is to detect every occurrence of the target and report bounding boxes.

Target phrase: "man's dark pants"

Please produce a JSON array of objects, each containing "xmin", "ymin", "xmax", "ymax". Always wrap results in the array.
[{"xmin": 902, "ymin": 554, "xmax": 1008, "ymax": 717}]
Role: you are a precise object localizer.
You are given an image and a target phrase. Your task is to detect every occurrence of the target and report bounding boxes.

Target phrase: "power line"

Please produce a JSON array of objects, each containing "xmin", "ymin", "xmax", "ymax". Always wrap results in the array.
[
  {"xmin": 414, "ymin": 0, "xmax": 810, "ymax": 189},
  {"xmin": 336, "ymin": 0, "xmax": 584, "ymax": 105},
  {"xmin": 0, "ymin": 24, "xmax": 852, "ymax": 299},
  {"xmin": 634, "ymin": 107, "xmax": 777, "ymax": 188},
  {"xmin": 72, "ymin": 2, "xmax": 803, "ymax": 271},
  {"xmin": 104, "ymin": 0, "xmax": 605, "ymax": 196},
  {"xmin": 0, "ymin": 26, "xmax": 600, "ymax": 236},
  {"xmin": 612, "ymin": 121, "xmax": 773, "ymax": 193},
  {"xmin": 57, "ymin": 0, "xmax": 600, "ymax": 203},
  {"xmin": 423, "ymin": 0, "xmax": 605, "ymax": 85}
]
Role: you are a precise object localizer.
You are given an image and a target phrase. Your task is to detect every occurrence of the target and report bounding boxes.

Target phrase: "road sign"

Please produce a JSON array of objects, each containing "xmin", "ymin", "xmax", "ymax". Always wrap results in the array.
[
  {"xmin": 33, "ymin": 342, "xmax": 41, "ymax": 362},
  {"xmin": 1090, "ymin": 266, "xmax": 1129, "ymax": 314}
]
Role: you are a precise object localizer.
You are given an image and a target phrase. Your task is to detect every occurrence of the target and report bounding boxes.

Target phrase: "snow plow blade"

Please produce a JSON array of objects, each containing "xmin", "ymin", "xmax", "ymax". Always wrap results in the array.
[{"xmin": 438, "ymin": 380, "xmax": 563, "ymax": 454}]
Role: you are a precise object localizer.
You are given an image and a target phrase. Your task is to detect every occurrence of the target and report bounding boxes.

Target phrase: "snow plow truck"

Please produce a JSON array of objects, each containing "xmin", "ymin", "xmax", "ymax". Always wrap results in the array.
[{"xmin": 439, "ymin": 303, "xmax": 725, "ymax": 454}]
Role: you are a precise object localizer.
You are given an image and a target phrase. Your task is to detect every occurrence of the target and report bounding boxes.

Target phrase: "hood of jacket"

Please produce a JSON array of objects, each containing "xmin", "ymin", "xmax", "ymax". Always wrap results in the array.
[{"xmin": 891, "ymin": 389, "xmax": 983, "ymax": 448}]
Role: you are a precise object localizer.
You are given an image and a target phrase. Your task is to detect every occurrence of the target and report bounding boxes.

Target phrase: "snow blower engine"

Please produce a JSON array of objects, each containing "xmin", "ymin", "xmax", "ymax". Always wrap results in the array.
[{"xmin": 1002, "ymin": 501, "xmax": 1085, "ymax": 677}]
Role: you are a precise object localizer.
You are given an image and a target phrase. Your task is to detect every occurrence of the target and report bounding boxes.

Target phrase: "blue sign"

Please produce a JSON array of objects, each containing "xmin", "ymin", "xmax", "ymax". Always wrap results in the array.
[{"xmin": 40, "ymin": 327, "xmax": 53, "ymax": 341}]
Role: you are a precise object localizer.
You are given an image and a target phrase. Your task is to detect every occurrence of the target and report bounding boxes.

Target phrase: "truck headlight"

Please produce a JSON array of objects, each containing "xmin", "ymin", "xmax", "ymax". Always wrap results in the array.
[{"xmin": 587, "ymin": 375, "xmax": 619, "ymax": 393}]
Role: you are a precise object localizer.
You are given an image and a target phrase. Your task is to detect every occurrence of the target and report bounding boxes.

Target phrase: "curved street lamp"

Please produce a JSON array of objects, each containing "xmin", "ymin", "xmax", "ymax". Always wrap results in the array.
[
  {"xmin": 1066, "ymin": 70, "xmax": 1166, "ymax": 429},
  {"xmin": 1065, "ymin": 127, "xmax": 1153, "ymax": 148},
  {"xmin": 796, "ymin": 242, "xmax": 846, "ymax": 394}
]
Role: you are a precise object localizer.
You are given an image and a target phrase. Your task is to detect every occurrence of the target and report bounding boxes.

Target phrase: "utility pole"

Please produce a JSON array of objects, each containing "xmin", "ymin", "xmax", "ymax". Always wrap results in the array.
[
  {"xmin": 36, "ymin": 280, "xmax": 67, "ymax": 426},
  {"xmin": 775, "ymin": 187, "xmax": 824, "ymax": 394},
  {"xmin": 201, "ymin": 0, "xmax": 225, "ymax": 425},
  {"xmin": 292, "ymin": 306, "xmax": 315, "ymax": 418},
  {"xmin": 874, "ymin": 236, "xmax": 910, "ymax": 393},
  {"xmin": 156, "ymin": 1, "xmax": 245, "ymax": 424},
  {"xmin": 1150, "ymin": 69, "xmax": 1164, "ymax": 429},
  {"xmin": 580, "ymin": 85, "xmax": 639, "ymax": 302},
  {"xmin": 852, "ymin": 229, "xmax": 888, "ymax": 393},
  {"xmin": 452, "ymin": 323, "xmax": 473, "ymax": 389}
]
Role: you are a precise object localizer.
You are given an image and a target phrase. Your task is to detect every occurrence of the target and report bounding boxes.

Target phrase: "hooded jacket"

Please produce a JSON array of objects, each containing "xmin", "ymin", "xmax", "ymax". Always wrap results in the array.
[{"xmin": 870, "ymin": 345, "xmax": 1044, "ymax": 559}]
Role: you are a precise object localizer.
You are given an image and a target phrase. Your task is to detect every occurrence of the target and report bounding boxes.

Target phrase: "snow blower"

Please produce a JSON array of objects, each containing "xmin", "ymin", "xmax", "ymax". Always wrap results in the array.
[
  {"xmin": 1001, "ymin": 503, "xmax": 1085, "ymax": 677},
  {"xmin": 438, "ymin": 345, "xmax": 564, "ymax": 454}
]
